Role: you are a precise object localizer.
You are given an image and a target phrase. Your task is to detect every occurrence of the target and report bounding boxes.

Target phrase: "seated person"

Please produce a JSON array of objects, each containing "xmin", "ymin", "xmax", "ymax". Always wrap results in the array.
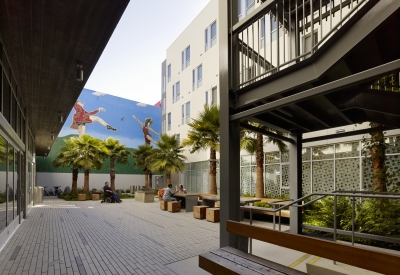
[
  {"xmin": 162, "ymin": 184, "xmax": 177, "ymax": 201},
  {"xmin": 179, "ymin": 184, "xmax": 187, "ymax": 194},
  {"xmin": 103, "ymin": 181, "xmax": 122, "ymax": 203}
]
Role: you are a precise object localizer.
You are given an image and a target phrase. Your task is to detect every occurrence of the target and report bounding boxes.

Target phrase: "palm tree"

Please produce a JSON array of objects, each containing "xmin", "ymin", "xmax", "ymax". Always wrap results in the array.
[
  {"xmin": 103, "ymin": 137, "xmax": 129, "ymax": 190},
  {"xmin": 132, "ymin": 144, "xmax": 154, "ymax": 189},
  {"xmin": 182, "ymin": 104, "xmax": 220, "ymax": 194},
  {"xmin": 240, "ymin": 121, "xmax": 287, "ymax": 198},
  {"xmin": 75, "ymin": 135, "xmax": 108, "ymax": 195},
  {"xmin": 52, "ymin": 137, "xmax": 82, "ymax": 193},
  {"xmin": 149, "ymin": 133, "xmax": 186, "ymax": 186}
]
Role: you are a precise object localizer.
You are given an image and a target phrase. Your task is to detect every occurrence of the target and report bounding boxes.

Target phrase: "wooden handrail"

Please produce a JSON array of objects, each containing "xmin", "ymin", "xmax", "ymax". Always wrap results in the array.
[{"xmin": 227, "ymin": 220, "xmax": 400, "ymax": 275}]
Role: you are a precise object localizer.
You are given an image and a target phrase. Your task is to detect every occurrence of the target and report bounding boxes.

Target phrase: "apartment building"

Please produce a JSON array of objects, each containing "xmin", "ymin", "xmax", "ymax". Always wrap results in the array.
[{"xmin": 161, "ymin": 0, "xmax": 400, "ymax": 197}]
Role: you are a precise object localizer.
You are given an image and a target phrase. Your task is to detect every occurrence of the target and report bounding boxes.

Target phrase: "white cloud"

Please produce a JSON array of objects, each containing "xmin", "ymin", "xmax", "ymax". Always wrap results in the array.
[
  {"xmin": 92, "ymin": 91, "xmax": 106, "ymax": 96},
  {"xmin": 136, "ymin": 102, "xmax": 147, "ymax": 107}
]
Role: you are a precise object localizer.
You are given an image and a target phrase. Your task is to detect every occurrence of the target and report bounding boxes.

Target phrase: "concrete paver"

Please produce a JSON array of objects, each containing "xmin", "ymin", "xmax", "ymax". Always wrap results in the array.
[{"xmin": 0, "ymin": 197, "xmax": 219, "ymax": 275}]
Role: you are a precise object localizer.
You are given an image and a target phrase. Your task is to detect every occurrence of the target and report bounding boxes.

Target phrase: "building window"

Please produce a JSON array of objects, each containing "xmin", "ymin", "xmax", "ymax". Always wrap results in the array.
[
  {"xmin": 238, "ymin": 0, "xmax": 255, "ymax": 21},
  {"xmin": 192, "ymin": 70, "xmax": 196, "ymax": 91},
  {"xmin": 192, "ymin": 64, "xmax": 203, "ymax": 91},
  {"xmin": 162, "ymin": 119, "xmax": 165, "ymax": 133},
  {"xmin": 212, "ymin": 86, "xmax": 217, "ymax": 105},
  {"xmin": 162, "ymin": 99, "xmax": 165, "ymax": 114},
  {"xmin": 168, "ymin": 113, "xmax": 171, "ymax": 131},
  {"xmin": 182, "ymin": 104, "xmax": 185, "ymax": 125},
  {"xmin": 167, "ymin": 64, "xmax": 171, "ymax": 82},
  {"xmin": 271, "ymin": 15, "xmax": 277, "ymax": 42},
  {"xmin": 197, "ymin": 65, "xmax": 202, "ymax": 88},
  {"xmin": 205, "ymin": 21, "xmax": 217, "ymax": 51},
  {"xmin": 206, "ymin": 87, "xmax": 217, "ymax": 105},
  {"xmin": 176, "ymin": 81, "xmax": 180, "ymax": 102},
  {"xmin": 246, "ymin": 0, "xmax": 255, "ymax": 14},
  {"xmin": 176, "ymin": 133, "xmax": 180, "ymax": 145},
  {"xmin": 182, "ymin": 46, "xmax": 190, "ymax": 70},
  {"xmin": 172, "ymin": 85, "xmax": 175, "ymax": 103},
  {"xmin": 173, "ymin": 81, "xmax": 180, "ymax": 103},
  {"xmin": 185, "ymin": 102, "xmax": 191, "ymax": 123},
  {"xmin": 260, "ymin": 17, "xmax": 265, "ymax": 49}
]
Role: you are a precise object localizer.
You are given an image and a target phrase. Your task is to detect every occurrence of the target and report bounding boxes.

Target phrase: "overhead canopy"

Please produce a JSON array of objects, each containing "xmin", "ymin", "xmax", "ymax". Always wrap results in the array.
[{"xmin": 0, "ymin": 0, "xmax": 129, "ymax": 156}]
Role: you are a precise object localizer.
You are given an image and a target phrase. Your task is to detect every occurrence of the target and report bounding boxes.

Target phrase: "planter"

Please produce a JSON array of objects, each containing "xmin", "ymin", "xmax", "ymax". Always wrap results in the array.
[
  {"xmin": 135, "ymin": 190, "xmax": 154, "ymax": 203},
  {"xmin": 91, "ymin": 194, "xmax": 99, "ymax": 201},
  {"xmin": 78, "ymin": 194, "xmax": 86, "ymax": 201}
]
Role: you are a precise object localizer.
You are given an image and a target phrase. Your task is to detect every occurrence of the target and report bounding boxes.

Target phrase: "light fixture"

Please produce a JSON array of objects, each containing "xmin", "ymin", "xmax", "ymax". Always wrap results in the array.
[
  {"xmin": 58, "ymin": 113, "xmax": 64, "ymax": 123},
  {"xmin": 51, "ymin": 133, "xmax": 55, "ymax": 140},
  {"xmin": 76, "ymin": 64, "xmax": 83, "ymax": 82},
  {"xmin": 47, "ymin": 146, "xmax": 51, "ymax": 150}
]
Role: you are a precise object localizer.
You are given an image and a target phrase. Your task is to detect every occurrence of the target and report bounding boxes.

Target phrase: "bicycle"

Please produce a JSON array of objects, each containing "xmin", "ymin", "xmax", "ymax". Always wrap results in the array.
[
  {"xmin": 43, "ymin": 186, "xmax": 51, "ymax": 196},
  {"xmin": 54, "ymin": 186, "xmax": 63, "ymax": 196}
]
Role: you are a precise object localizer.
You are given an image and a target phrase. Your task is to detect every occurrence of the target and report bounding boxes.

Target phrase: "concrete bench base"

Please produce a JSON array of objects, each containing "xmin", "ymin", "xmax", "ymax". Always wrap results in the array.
[
  {"xmin": 206, "ymin": 208, "xmax": 220, "ymax": 223},
  {"xmin": 193, "ymin": 206, "xmax": 209, "ymax": 219},
  {"xmin": 135, "ymin": 191, "xmax": 154, "ymax": 203},
  {"xmin": 168, "ymin": 201, "xmax": 181, "ymax": 212}
]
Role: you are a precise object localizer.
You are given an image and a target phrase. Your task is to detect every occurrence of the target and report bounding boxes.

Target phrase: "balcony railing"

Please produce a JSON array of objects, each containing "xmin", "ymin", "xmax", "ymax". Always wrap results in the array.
[{"xmin": 234, "ymin": 0, "xmax": 369, "ymax": 89}]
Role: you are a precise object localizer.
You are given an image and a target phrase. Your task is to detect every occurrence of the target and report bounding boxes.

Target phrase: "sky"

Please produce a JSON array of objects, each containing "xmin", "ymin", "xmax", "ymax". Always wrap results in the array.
[{"xmin": 84, "ymin": 0, "xmax": 211, "ymax": 105}]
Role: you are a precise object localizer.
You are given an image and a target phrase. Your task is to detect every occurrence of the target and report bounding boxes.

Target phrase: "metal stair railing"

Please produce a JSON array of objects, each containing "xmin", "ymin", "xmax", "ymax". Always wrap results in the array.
[
  {"xmin": 242, "ymin": 190, "xmax": 400, "ymax": 254},
  {"xmin": 232, "ymin": 0, "xmax": 373, "ymax": 89}
]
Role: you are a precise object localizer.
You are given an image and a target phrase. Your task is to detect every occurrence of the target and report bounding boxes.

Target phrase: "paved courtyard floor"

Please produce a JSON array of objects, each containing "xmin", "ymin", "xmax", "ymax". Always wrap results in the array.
[
  {"xmin": 0, "ymin": 197, "xmax": 394, "ymax": 275},
  {"xmin": 0, "ymin": 197, "xmax": 219, "ymax": 275}
]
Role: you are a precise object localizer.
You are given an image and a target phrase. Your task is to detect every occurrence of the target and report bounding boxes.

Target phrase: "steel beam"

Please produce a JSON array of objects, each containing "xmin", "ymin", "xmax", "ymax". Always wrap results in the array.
[
  {"xmin": 239, "ymin": 122, "xmax": 295, "ymax": 143},
  {"xmin": 230, "ymin": 59, "xmax": 400, "ymax": 121}
]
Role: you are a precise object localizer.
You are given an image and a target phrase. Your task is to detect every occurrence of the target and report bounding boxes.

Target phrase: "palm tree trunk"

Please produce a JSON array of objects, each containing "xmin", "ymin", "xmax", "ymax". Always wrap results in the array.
[
  {"xmin": 370, "ymin": 123, "xmax": 386, "ymax": 192},
  {"xmin": 166, "ymin": 172, "xmax": 171, "ymax": 186},
  {"xmin": 71, "ymin": 168, "xmax": 78, "ymax": 193},
  {"xmin": 149, "ymin": 171, "xmax": 153, "ymax": 190},
  {"xmin": 209, "ymin": 149, "xmax": 217, "ymax": 195},
  {"xmin": 110, "ymin": 158, "xmax": 116, "ymax": 190},
  {"xmin": 83, "ymin": 169, "xmax": 90, "ymax": 195},
  {"xmin": 144, "ymin": 170, "xmax": 149, "ymax": 188},
  {"xmin": 256, "ymin": 133, "xmax": 264, "ymax": 198}
]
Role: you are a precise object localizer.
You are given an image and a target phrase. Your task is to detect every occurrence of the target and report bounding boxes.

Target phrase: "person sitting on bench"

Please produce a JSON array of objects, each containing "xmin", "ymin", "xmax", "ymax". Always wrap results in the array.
[
  {"xmin": 162, "ymin": 184, "xmax": 177, "ymax": 201},
  {"xmin": 103, "ymin": 181, "xmax": 122, "ymax": 203}
]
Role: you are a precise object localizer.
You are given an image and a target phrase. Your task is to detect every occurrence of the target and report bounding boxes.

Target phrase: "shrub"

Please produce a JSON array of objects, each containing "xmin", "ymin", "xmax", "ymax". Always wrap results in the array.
[{"xmin": 254, "ymin": 202, "xmax": 273, "ymax": 208}]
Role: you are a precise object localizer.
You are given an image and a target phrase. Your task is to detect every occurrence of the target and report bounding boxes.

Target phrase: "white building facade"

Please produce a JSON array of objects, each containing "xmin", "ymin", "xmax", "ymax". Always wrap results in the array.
[{"xmin": 161, "ymin": 0, "xmax": 400, "ymax": 196}]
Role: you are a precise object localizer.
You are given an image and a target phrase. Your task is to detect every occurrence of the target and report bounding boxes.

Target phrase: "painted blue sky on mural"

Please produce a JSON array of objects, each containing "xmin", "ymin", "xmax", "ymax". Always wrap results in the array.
[{"xmin": 59, "ymin": 88, "xmax": 161, "ymax": 148}]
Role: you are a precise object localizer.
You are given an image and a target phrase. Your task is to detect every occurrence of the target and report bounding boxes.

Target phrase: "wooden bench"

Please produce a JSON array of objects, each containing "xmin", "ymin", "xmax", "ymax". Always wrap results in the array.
[
  {"xmin": 193, "ymin": 206, "xmax": 208, "ymax": 219},
  {"xmin": 167, "ymin": 201, "xmax": 181, "ymax": 212},
  {"xmin": 159, "ymin": 200, "xmax": 168, "ymax": 211},
  {"xmin": 206, "ymin": 208, "xmax": 220, "ymax": 222},
  {"xmin": 199, "ymin": 220, "xmax": 400, "ymax": 275}
]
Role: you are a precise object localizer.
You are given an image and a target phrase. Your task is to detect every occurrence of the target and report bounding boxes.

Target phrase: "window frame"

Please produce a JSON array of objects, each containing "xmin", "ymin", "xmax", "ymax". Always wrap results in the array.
[
  {"xmin": 167, "ymin": 113, "xmax": 171, "ymax": 131},
  {"xmin": 185, "ymin": 102, "xmax": 190, "ymax": 124},
  {"xmin": 167, "ymin": 64, "xmax": 171, "ymax": 82}
]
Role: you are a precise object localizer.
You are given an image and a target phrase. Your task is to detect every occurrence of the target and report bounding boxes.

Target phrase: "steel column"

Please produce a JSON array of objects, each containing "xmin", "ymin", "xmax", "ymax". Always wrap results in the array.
[
  {"xmin": 220, "ymin": 0, "xmax": 243, "ymax": 250},
  {"xmin": 289, "ymin": 132, "xmax": 302, "ymax": 234}
]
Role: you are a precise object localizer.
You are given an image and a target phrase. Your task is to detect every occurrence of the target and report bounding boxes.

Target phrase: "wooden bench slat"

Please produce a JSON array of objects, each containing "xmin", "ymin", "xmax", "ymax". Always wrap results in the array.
[
  {"xmin": 227, "ymin": 220, "xmax": 400, "ymax": 275},
  {"xmin": 199, "ymin": 247, "xmax": 307, "ymax": 275}
]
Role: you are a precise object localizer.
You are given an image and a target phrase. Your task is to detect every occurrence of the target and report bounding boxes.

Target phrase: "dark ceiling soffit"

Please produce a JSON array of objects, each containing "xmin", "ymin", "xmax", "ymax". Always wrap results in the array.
[
  {"xmin": 338, "ymin": 89, "xmax": 400, "ymax": 117},
  {"xmin": 239, "ymin": 122, "xmax": 295, "ymax": 144},
  {"xmin": 230, "ymin": 59, "xmax": 400, "ymax": 122},
  {"xmin": 303, "ymin": 125, "xmax": 394, "ymax": 143}
]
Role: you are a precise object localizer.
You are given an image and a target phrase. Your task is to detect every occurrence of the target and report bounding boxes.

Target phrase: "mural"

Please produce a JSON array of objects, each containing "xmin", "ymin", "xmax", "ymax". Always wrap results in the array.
[
  {"xmin": 132, "ymin": 116, "xmax": 159, "ymax": 144},
  {"xmin": 71, "ymin": 100, "xmax": 117, "ymax": 137},
  {"xmin": 37, "ymin": 88, "xmax": 161, "ymax": 174}
]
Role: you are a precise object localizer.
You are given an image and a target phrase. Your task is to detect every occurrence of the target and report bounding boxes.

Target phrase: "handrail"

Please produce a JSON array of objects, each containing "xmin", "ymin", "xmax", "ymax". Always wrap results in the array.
[
  {"xmin": 242, "ymin": 191, "xmax": 400, "ymax": 254},
  {"xmin": 235, "ymin": 0, "xmax": 375, "ymax": 89}
]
